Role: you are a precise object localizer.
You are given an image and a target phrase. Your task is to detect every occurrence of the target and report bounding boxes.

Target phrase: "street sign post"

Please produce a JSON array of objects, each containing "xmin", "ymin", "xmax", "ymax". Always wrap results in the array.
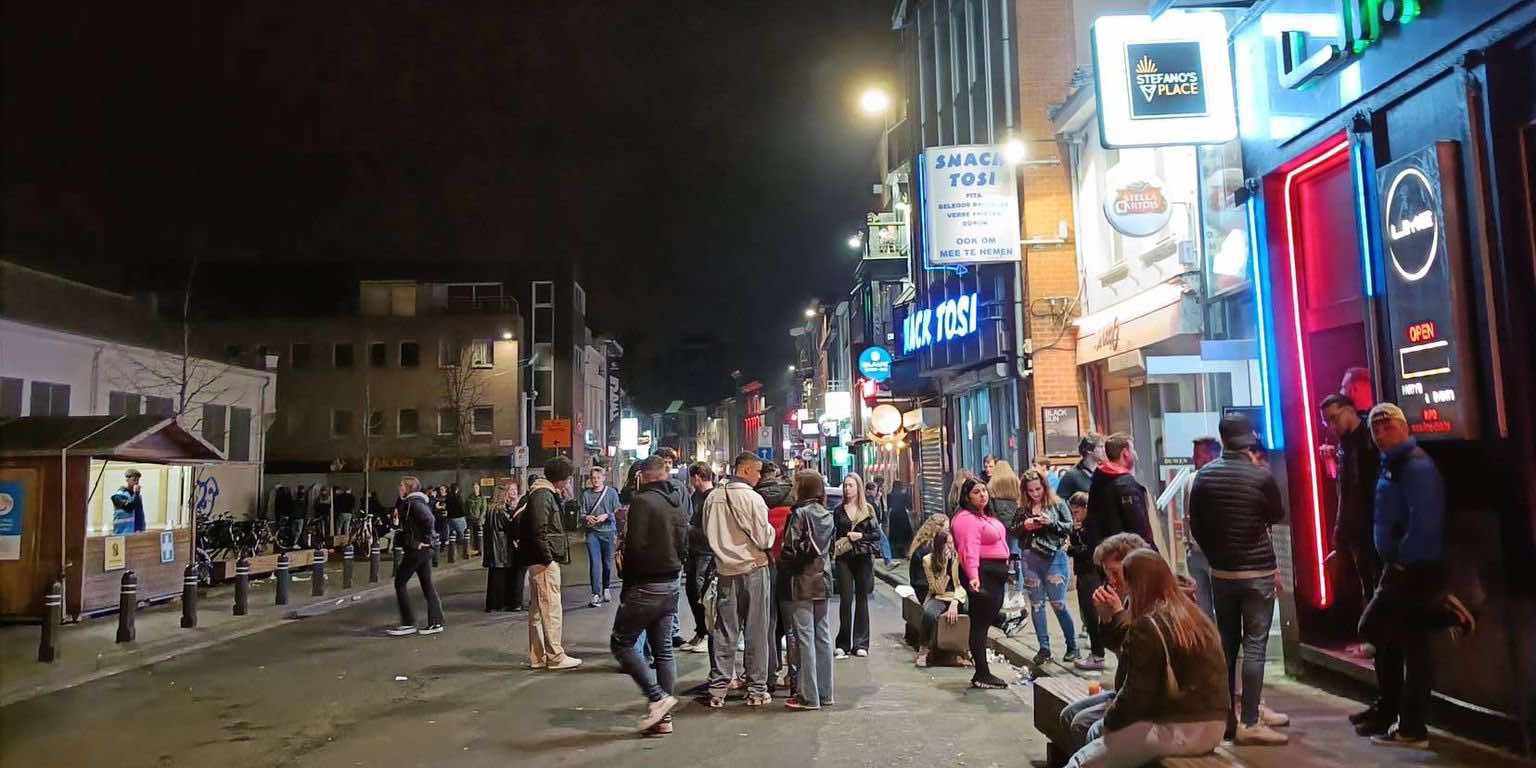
[{"xmin": 540, "ymin": 419, "xmax": 572, "ymax": 449}]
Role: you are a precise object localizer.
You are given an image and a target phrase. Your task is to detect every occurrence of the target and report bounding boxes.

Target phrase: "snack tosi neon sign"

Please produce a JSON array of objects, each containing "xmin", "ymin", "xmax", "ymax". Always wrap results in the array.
[{"xmin": 902, "ymin": 293, "xmax": 980, "ymax": 354}]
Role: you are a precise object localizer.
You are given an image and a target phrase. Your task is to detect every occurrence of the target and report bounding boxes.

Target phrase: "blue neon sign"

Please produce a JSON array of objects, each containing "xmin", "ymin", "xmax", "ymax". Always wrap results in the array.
[
  {"xmin": 857, "ymin": 346, "xmax": 892, "ymax": 382},
  {"xmin": 902, "ymin": 292, "xmax": 979, "ymax": 354}
]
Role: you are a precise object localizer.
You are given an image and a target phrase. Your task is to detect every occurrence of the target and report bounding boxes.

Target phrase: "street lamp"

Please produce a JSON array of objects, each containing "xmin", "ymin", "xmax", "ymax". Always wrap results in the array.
[
  {"xmin": 846, "ymin": 234, "xmax": 862, "ymax": 250},
  {"xmin": 787, "ymin": 364, "xmax": 796, "ymax": 372},
  {"xmin": 804, "ymin": 307, "xmax": 816, "ymax": 318},
  {"xmin": 859, "ymin": 87, "xmax": 890, "ymax": 115},
  {"xmin": 501, "ymin": 330, "xmax": 513, "ymax": 340},
  {"xmin": 1003, "ymin": 138, "xmax": 1028, "ymax": 164}
]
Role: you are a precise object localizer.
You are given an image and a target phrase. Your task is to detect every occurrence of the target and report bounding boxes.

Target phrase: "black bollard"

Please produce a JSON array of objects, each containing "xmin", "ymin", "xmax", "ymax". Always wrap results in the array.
[
  {"xmin": 233, "ymin": 558, "xmax": 251, "ymax": 616},
  {"xmin": 39, "ymin": 580, "xmax": 63, "ymax": 662},
  {"xmin": 391, "ymin": 547, "xmax": 402, "ymax": 578},
  {"xmin": 369, "ymin": 544, "xmax": 381, "ymax": 583},
  {"xmin": 342, "ymin": 546, "xmax": 354, "ymax": 589},
  {"xmin": 275, "ymin": 552, "xmax": 291, "ymax": 605},
  {"xmin": 446, "ymin": 533, "xmax": 457, "ymax": 564},
  {"xmin": 117, "ymin": 571, "xmax": 138, "ymax": 642},
  {"xmin": 312, "ymin": 547, "xmax": 328, "ymax": 596},
  {"xmin": 180, "ymin": 564, "xmax": 199, "ymax": 628}
]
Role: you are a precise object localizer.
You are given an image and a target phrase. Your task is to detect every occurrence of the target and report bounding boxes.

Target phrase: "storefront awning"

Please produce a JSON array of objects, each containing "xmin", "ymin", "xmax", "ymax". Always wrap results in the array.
[
  {"xmin": 1075, "ymin": 283, "xmax": 1200, "ymax": 365},
  {"xmin": 0, "ymin": 416, "xmax": 225, "ymax": 463}
]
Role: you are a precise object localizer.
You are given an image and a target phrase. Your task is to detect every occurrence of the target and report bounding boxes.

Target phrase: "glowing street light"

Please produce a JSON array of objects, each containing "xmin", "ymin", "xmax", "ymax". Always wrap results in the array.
[
  {"xmin": 846, "ymin": 234, "xmax": 862, "ymax": 250},
  {"xmin": 859, "ymin": 87, "xmax": 890, "ymax": 115},
  {"xmin": 500, "ymin": 330, "xmax": 513, "ymax": 340},
  {"xmin": 1003, "ymin": 138, "xmax": 1028, "ymax": 164},
  {"xmin": 804, "ymin": 307, "xmax": 817, "ymax": 318},
  {"xmin": 787, "ymin": 364, "xmax": 796, "ymax": 372}
]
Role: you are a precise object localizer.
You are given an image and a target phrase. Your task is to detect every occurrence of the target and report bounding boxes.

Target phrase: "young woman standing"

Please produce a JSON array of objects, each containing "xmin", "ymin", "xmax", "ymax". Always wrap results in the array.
[
  {"xmin": 1014, "ymin": 469, "xmax": 1080, "ymax": 665},
  {"xmin": 780, "ymin": 470, "xmax": 837, "ymax": 710},
  {"xmin": 832, "ymin": 473, "xmax": 880, "ymax": 658},
  {"xmin": 951, "ymin": 477, "xmax": 1010, "ymax": 689}
]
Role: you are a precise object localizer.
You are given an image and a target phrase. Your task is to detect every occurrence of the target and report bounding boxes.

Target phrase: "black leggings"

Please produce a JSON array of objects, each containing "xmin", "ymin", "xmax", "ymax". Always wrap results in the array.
[{"xmin": 964, "ymin": 559, "xmax": 1010, "ymax": 679}]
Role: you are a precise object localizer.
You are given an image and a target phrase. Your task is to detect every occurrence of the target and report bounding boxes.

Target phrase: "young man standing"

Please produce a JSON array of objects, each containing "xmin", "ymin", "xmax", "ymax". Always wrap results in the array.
[
  {"xmin": 703, "ymin": 451, "xmax": 776, "ymax": 707},
  {"xmin": 581, "ymin": 466, "xmax": 620, "ymax": 607},
  {"xmin": 1188, "ymin": 413, "xmax": 1288, "ymax": 745},
  {"xmin": 111, "ymin": 469, "xmax": 146, "ymax": 534},
  {"xmin": 1156, "ymin": 436, "xmax": 1223, "ymax": 618},
  {"xmin": 1054, "ymin": 434, "xmax": 1103, "ymax": 505},
  {"xmin": 1319, "ymin": 394, "xmax": 1382, "ymax": 628},
  {"xmin": 388, "ymin": 476, "xmax": 445, "ymax": 636},
  {"xmin": 683, "ymin": 462, "xmax": 716, "ymax": 652},
  {"xmin": 1356, "ymin": 403, "xmax": 1474, "ymax": 748},
  {"xmin": 1084, "ymin": 433, "xmax": 1156, "ymax": 557},
  {"xmin": 610, "ymin": 456, "xmax": 687, "ymax": 734},
  {"xmin": 521, "ymin": 456, "xmax": 580, "ymax": 671}
]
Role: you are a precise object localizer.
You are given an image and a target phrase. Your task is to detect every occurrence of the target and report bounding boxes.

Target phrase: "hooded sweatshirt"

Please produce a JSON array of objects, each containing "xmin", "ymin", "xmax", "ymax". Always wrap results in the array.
[
  {"xmin": 622, "ymin": 480, "xmax": 687, "ymax": 582},
  {"xmin": 703, "ymin": 478, "xmax": 775, "ymax": 576}
]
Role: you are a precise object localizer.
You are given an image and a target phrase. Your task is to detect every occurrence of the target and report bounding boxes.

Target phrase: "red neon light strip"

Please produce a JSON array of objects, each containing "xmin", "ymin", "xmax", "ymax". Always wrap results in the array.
[{"xmin": 1281, "ymin": 138, "xmax": 1350, "ymax": 609}]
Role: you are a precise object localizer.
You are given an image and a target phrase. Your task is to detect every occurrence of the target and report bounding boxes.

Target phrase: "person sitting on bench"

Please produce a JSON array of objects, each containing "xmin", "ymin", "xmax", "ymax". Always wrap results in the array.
[
  {"xmin": 916, "ymin": 529, "xmax": 966, "ymax": 667},
  {"xmin": 1065, "ymin": 549, "xmax": 1230, "ymax": 768},
  {"xmin": 1058, "ymin": 532, "xmax": 1149, "ymax": 750}
]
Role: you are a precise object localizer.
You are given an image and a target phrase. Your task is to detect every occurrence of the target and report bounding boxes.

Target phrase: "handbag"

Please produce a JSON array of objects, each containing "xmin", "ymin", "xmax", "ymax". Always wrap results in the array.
[{"xmin": 1148, "ymin": 613, "xmax": 1184, "ymax": 699}]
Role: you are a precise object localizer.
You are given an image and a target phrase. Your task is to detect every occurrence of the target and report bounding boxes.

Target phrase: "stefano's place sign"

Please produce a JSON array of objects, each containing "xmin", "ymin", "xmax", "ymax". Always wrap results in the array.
[
  {"xmin": 902, "ymin": 293, "xmax": 980, "ymax": 354},
  {"xmin": 1377, "ymin": 141, "xmax": 1478, "ymax": 440},
  {"xmin": 1090, "ymin": 13, "xmax": 1236, "ymax": 148},
  {"xmin": 921, "ymin": 146, "xmax": 1022, "ymax": 266}
]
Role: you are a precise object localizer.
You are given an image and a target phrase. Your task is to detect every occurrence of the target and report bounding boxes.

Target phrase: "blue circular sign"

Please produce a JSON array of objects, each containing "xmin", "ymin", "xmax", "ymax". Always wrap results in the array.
[{"xmin": 858, "ymin": 346, "xmax": 892, "ymax": 382}]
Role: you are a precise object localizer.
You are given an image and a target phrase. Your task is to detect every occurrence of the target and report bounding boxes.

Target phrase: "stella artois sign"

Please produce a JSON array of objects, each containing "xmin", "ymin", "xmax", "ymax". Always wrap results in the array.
[{"xmin": 1103, "ymin": 174, "xmax": 1171, "ymax": 237}]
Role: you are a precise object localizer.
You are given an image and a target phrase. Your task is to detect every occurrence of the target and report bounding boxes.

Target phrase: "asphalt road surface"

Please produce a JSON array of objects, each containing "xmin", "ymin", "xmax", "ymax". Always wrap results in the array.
[{"xmin": 0, "ymin": 567, "xmax": 1043, "ymax": 768}]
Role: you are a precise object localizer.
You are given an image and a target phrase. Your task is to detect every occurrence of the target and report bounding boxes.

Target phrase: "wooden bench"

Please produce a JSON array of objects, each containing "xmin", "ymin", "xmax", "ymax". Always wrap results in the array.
[{"xmin": 1034, "ymin": 675, "xmax": 1246, "ymax": 768}]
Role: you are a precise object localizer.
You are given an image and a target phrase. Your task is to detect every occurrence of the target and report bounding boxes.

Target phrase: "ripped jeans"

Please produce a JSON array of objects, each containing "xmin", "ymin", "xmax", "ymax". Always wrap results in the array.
[{"xmin": 1021, "ymin": 548, "xmax": 1078, "ymax": 657}]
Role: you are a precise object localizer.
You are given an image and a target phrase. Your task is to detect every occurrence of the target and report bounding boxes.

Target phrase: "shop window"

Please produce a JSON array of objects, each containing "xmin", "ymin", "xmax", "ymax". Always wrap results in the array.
[
  {"xmin": 0, "ymin": 377, "xmax": 22, "ymax": 419},
  {"xmin": 399, "ymin": 341, "xmax": 420, "ymax": 368},
  {"xmin": 29, "ymin": 381, "xmax": 70, "ymax": 416},
  {"xmin": 228, "ymin": 407, "xmax": 251, "ymax": 461},
  {"xmin": 471, "ymin": 406, "xmax": 493, "ymax": 435},
  {"xmin": 202, "ymin": 404, "xmax": 227, "ymax": 452},
  {"xmin": 108, "ymin": 391, "xmax": 143, "ymax": 416},
  {"xmin": 331, "ymin": 409, "xmax": 353, "ymax": 437},
  {"xmin": 398, "ymin": 408, "xmax": 419, "ymax": 436},
  {"xmin": 369, "ymin": 342, "xmax": 388, "ymax": 368},
  {"xmin": 333, "ymin": 343, "xmax": 355, "ymax": 369},
  {"xmin": 291, "ymin": 343, "xmax": 312, "ymax": 369},
  {"xmin": 145, "ymin": 396, "xmax": 174, "ymax": 417}
]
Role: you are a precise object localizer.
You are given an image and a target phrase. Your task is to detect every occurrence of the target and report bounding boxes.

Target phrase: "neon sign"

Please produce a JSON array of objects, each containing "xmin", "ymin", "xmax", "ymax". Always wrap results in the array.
[
  {"xmin": 902, "ymin": 293, "xmax": 980, "ymax": 354},
  {"xmin": 1278, "ymin": 0, "xmax": 1424, "ymax": 90}
]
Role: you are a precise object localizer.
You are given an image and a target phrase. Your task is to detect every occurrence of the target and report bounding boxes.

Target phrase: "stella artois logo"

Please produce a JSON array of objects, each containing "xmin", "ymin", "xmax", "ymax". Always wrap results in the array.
[{"xmin": 1112, "ymin": 181, "xmax": 1168, "ymax": 216}]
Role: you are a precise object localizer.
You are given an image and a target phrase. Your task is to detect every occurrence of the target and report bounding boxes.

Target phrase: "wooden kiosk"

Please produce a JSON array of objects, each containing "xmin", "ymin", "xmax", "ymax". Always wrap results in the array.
[{"xmin": 0, "ymin": 416, "xmax": 224, "ymax": 620}]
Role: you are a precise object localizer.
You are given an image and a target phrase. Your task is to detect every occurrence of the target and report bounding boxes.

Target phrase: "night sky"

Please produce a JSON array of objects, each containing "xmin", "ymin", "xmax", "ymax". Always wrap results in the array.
[{"xmin": 3, "ymin": 1, "xmax": 894, "ymax": 409}]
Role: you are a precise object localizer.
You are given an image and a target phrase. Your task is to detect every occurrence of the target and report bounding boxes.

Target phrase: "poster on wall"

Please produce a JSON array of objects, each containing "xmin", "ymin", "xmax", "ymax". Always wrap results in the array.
[
  {"xmin": 921, "ymin": 145, "xmax": 1021, "ymax": 266},
  {"xmin": 105, "ymin": 536, "xmax": 127, "ymax": 571},
  {"xmin": 1041, "ymin": 406, "xmax": 1082, "ymax": 457},
  {"xmin": 1376, "ymin": 142, "xmax": 1479, "ymax": 440},
  {"xmin": 1090, "ymin": 13, "xmax": 1236, "ymax": 148},
  {"xmin": 0, "ymin": 477, "xmax": 25, "ymax": 560}
]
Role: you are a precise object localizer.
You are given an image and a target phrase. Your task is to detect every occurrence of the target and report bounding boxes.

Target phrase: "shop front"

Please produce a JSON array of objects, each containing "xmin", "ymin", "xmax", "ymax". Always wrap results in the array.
[
  {"xmin": 0, "ymin": 416, "xmax": 225, "ymax": 620},
  {"xmin": 1231, "ymin": 0, "xmax": 1536, "ymax": 748}
]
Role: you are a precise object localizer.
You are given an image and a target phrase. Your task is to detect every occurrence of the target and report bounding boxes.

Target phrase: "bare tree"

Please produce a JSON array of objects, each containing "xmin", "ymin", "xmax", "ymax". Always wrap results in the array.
[{"xmin": 434, "ymin": 343, "xmax": 492, "ymax": 488}]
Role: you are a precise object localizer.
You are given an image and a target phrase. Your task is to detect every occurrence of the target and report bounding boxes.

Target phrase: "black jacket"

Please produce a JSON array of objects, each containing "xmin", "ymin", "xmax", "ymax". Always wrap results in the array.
[
  {"xmin": 517, "ymin": 483, "xmax": 570, "ymax": 566},
  {"xmin": 755, "ymin": 477, "xmax": 794, "ymax": 509},
  {"xmin": 397, "ymin": 492, "xmax": 437, "ymax": 551},
  {"xmin": 621, "ymin": 481, "xmax": 687, "ymax": 582},
  {"xmin": 1055, "ymin": 460, "xmax": 1094, "ymax": 503},
  {"xmin": 687, "ymin": 485, "xmax": 713, "ymax": 557},
  {"xmin": 334, "ymin": 491, "xmax": 356, "ymax": 517},
  {"xmin": 1188, "ymin": 450, "xmax": 1285, "ymax": 574},
  {"xmin": 780, "ymin": 501, "xmax": 836, "ymax": 600},
  {"xmin": 446, "ymin": 492, "xmax": 465, "ymax": 519},
  {"xmin": 833, "ymin": 503, "xmax": 882, "ymax": 560},
  {"xmin": 1334, "ymin": 420, "xmax": 1380, "ymax": 550},
  {"xmin": 1085, "ymin": 469, "xmax": 1157, "ymax": 555}
]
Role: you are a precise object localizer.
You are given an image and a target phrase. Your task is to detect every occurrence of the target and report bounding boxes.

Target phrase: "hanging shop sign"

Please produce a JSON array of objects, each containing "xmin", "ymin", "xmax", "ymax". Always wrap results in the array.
[
  {"xmin": 901, "ymin": 292, "xmax": 980, "ymax": 354},
  {"xmin": 921, "ymin": 145, "xmax": 1021, "ymax": 265},
  {"xmin": 858, "ymin": 346, "xmax": 893, "ymax": 382},
  {"xmin": 1103, "ymin": 171, "xmax": 1172, "ymax": 237},
  {"xmin": 1376, "ymin": 141, "xmax": 1478, "ymax": 440},
  {"xmin": 1090, "ymin": 13, "xmax": 1236, "ymax": 148}
]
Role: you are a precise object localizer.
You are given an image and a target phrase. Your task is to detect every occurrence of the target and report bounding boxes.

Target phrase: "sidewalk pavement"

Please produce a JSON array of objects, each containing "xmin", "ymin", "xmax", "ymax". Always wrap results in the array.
[{"xmin": 871, "ymin": 558, "xmax": 1527, "ymax": 768}]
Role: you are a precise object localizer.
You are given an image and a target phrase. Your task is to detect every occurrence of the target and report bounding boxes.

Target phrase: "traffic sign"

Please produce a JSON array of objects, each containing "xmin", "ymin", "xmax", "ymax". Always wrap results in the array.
[{"xmin": 540, "ymin": 419, "xmax": 572, "ymax": 449}]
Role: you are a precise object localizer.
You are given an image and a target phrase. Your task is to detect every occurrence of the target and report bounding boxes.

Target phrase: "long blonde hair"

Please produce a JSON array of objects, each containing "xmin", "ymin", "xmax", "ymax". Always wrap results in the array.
[
  {"xmin": 909, "ymin": 513, "xmax": 950, "ymax": 557},
  {"xmin": 1021, "ymin": 468, "xmax": 1061, "ymax": 512},
  {"xmin": 841, "ymin": 472, "xmax": 868, "ymax": 520},
  {"xmin": 1124, "ymin": 549, "xmax": 1219, "ymax": 652},
  {"xmin": 988, "ymin": 461, "xmax": 1021, "ymax": 501}
]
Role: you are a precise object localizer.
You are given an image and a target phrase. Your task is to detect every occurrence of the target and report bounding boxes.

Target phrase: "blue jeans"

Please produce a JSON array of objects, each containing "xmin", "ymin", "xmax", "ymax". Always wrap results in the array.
[
  {"xmin": 789, "ymin": 599, "xmax": 834, "ymax": 707},
  {"xmin": 1007, "ymin": 533, "xmax": 1024, "ymax": 588},
  {"xmin": 610, "ymin": 580, "xmax": 679, "ymax": 702},
  {"xmin": 448, "ymin": 517, "xmax": 468, "ymax": 542},
  {"xmin": 1212, "ymin": 575, "xmax": 1276, "ymax": 728},
  {"xmin": 1021, "ymin": 548, "xmax": 1078, "ymax": 656},
  {"xmin": 585, "ymin": 527, "xmax": 615, "ymax": 597},
  {"xmin": 1185, "ymin": 547, "xmax": 1216, "ymax": 620}
]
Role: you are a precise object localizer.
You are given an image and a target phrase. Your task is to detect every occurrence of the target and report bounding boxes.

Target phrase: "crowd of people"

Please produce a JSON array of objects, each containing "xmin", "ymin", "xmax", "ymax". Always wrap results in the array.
[{"xmin": 379, "ymin": 386, "xmax": 1475, "ymax": 755}]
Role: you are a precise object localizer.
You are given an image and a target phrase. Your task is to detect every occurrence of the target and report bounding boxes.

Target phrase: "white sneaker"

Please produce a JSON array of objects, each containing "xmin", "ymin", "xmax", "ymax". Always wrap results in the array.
[
  {"xmin": 548, "ymin": 656, "xmax": 583, "ymax": 671},
  {"xmin": 854, "ymin": 649, "xmax": 868, "ymax": 658},
  {"xmin": 590, "ymin": 595, "xmax": 602, "ymax": 608},
  {"xmin": 1236, "ymin": 722, "xmax": 1290, "ymax": 746},
  {"xmin": 684, "ymin": 637, "xmax": 709, "ymax": 653},
  {"xmin": 638, "ymin": 695, "xmax": 677, "ymax": 731},
  {"xmin": 1259, "ymin": 705, "xmax": 1290, "ymax": 727},
  {"xmin": 418, "ymin": 624, "xmax": 444, "ymax": 636},
  {"xmin": 834, "ymin": 648, "xmax": 849, "ymax": 660},
  {"xmin": 385, "ymin": 625, "xmax": 418, "ymax": 636}
]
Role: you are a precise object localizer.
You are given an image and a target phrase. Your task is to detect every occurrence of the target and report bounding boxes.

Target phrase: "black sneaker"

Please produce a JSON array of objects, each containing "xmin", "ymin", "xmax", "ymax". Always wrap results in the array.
[
  {"xmin": 970, "ymin": 674, "xmax": 1009, "ymax": 689},
  {"xmin": 1348, "ymin": 702, "xmax": 1382, "ymax": 725},
  {"xmin": 1032, "ymin": 649, "xmax": 1052, "ymax": 666},
  {"xmin": 1354, "ymin": 713, "xmax": 1395, "ymax": 737},
  {"xmin": 419, "ymin": 623, "xmax": 444, "ymax": 635},
  {"xmin": 672, "ymin": 635, "xmax": 687, "ymax": 648},
  {"xmin": 1372, "ymin": 727, "xmax": 1429, "ymax": 749}
]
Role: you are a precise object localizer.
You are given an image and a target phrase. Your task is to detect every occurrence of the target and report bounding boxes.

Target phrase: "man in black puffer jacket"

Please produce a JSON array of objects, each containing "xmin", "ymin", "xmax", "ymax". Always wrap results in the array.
[{"xmin": 1188, "ymin": 412, "xmax": 1287, "ymax": 746}]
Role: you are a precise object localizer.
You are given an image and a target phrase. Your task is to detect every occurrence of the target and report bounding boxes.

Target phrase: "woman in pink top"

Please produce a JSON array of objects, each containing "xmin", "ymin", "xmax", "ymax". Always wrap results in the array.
[{"xmin": 950, "ymin": 476, "xmax": 1010, "ymax": 689}]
